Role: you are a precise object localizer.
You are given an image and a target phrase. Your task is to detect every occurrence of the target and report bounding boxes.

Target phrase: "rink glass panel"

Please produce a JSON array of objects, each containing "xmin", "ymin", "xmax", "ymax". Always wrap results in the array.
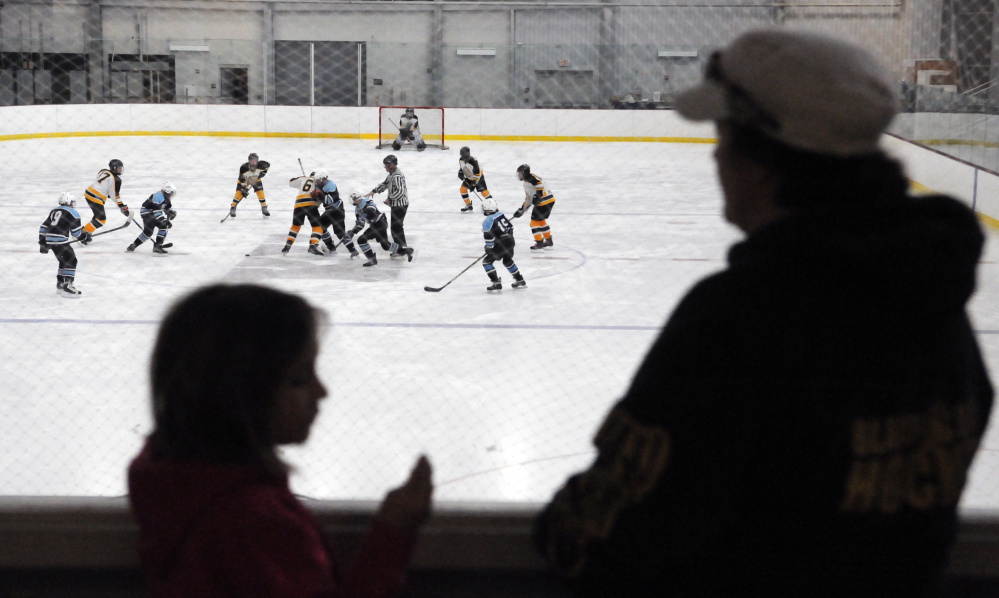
[{"xmin": 0, "ymin": 1, "xmax": 996, "ymax": 509}]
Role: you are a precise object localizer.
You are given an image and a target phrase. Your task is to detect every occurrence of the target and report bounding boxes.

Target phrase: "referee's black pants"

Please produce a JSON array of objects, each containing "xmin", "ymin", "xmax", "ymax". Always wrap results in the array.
[{"xmin": 390, "ymin": 204, "xmax": 408, "ymax": 248}]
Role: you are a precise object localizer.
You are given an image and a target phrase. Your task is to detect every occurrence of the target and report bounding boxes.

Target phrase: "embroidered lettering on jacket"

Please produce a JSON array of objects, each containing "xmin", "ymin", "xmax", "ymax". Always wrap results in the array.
[
  {"xmin": 840, "ymin": 398, "xmax": 982, "ymax": 514},
  {"xmin": 543, "ymin": 408, "xmax": 670, "ymax": 578}
]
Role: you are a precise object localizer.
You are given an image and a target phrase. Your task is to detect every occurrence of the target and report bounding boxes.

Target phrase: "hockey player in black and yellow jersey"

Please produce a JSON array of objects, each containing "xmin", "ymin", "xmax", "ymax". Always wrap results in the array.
[
  {"xmin": 284, "ymin": 170, "xmax": 326, "ymax": 255},
  {"xmin": 458, "ymin": 146, "xmax": 495, "ymax": 213},
  {"xmin": 229, "ymin": 153, "xmax": 271, "ymax": 218},
  {"xmin": 83, "ymin": 159, "xmax": 128, "ymax": 234},
  {"xmin": 513, "ymin": 164, "xmax": 556, "ymax": 250}
]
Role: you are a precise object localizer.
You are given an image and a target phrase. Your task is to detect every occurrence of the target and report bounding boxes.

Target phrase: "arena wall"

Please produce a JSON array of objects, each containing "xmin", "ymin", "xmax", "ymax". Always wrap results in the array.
[{"xmin": 0, "ymin": 104, "xmax": 994, "ymax": 230}]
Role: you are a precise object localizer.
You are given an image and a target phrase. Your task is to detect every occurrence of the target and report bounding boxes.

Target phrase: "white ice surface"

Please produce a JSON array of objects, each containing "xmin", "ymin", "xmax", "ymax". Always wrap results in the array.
[{"xmin": 0, "ymin": 136, "xmax": 996, "ymax": 510}]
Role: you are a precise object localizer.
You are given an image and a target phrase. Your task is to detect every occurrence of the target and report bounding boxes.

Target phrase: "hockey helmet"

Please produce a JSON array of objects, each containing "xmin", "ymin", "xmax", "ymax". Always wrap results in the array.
[
  {"xmin": 109, "ymin": 159, "xmax": 124, "ymax": 175},
  {"xmin": 58, "ymin": 192, "xmax": 76, "ymax": 207},
  {"xmin": 349, "ymin": 192, "xmax": 364, "ymax": 205},
  {"xmin": 383, "ymin": 154, "xmax": 398, "ymax": 167},
  {"xmin": 161, "ymin": 182, "xmax": 177, "ymax": 198},
  {"xmin": 312, "ymin": 168, "xmax": 329, "ymax": 185},
  {"xmin": 248, "ymin": 152, "xmax": 259, "ymax": 164},
  {"xmin": 459, "ymin": 146, "xmax": 471, "ymax": 159},
  {"xmin": 480, "ymin": 197, "xmax": 499, "ymax": 215},
  {"xmin": 404, "ymin": 107, "xmax": 415, "ymax": 115}
]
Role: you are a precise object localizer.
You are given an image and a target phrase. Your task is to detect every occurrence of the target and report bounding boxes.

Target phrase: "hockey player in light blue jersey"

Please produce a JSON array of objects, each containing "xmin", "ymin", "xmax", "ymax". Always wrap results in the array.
[
  {"xmin": 127, "ymin": 182, "xmax": 177, "ymax": 255},
  {"xmin": 316, "ymin": 174, "xmax": 359, "ymax": 258},
  {"xmin": 343, "ymin": 192, "xmax": 413, "ymax": 267},
  {"xmin": 39, "ymin": 192, "xmax": 91, "ymax": 297},
  {"xmin": 480, "ymin": 197, "xmax": 526, "ymax": 292}
]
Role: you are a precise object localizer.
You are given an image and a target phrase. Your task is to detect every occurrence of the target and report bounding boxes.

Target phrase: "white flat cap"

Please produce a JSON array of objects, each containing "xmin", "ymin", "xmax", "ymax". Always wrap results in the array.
[{"xmin": 676, "ymin": 29, "xmax": 898, "ymax": 156}]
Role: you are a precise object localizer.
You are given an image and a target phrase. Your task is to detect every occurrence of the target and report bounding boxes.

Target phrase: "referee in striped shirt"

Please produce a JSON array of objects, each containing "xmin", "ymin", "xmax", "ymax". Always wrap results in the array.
[{"xmin": 366, "ymin": 154, "xmax": 412, "ymax": 258}]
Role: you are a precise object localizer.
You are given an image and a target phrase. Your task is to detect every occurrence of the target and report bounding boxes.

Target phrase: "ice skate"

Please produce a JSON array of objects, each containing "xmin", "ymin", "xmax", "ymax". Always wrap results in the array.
[
  {"xmin": 59, "ymin": 282, "xmax": 82, "ymax": 298},
  {"xmin": 261, "ymin": 206, "xmax": 270, "ymax": 217},
  {"xmin": 308, "ymin": 244, "xmax": 324, "ymax": 256},
  {"xmin": 405, "ymin": 247, "xmax": 415, "ymax": 262},
  {"xmin": 126, "ymin": 242, "xmax": 138, "ymax": 252},
  {"xmin": 229, "ymin": 206, "xmax": 237, "ymax": 218},
  {"xmin": 543, "ymin": 236, "xmax": 553, "ymax": 248},
  {"xmin": 363, "ymin": 255, "xmax": 378, "ymax": 267},
  {"xmin": 152, "ymin": 243, "xmax": 168, "ymax": 256},
  {"xmin": 461, "ymin": 203, "xmax": 474, "ymax": 213},
  {"xmin": 512, "ymin": 279, "xmax": 527, "ymax": 289},
  {"xmin": 281, "ymin": 244, "xmax": 292, "ymax": 255},
  {"xmin": 530, "ymin": 240, "xmax": 545, "ymax": 251},
  {"xmin": 349, "ymin": 249, "xmax": 360, "ymax": 259},
  {"xmin": 486, "ymin": 281, "xmax": 502, "ymax": 292}
]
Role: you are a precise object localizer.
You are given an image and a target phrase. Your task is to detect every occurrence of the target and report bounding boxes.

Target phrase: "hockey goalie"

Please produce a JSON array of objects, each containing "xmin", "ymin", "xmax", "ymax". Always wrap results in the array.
[{"xmin": 392, "ymin": 108, "xmax": 426, "ymax": 151}]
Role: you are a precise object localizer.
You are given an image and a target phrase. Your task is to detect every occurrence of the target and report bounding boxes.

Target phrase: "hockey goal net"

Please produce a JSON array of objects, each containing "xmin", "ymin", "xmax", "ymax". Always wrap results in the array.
[{"xmin": 377, "ymin": 106, "xmax": 447, "ymax": 150}]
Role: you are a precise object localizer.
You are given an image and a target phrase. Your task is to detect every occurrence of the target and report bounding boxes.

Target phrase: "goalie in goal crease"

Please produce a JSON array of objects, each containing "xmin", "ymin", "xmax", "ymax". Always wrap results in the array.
[{"xmin": 391, "ymin": 108, "xmax": 426, "ymax": 151}]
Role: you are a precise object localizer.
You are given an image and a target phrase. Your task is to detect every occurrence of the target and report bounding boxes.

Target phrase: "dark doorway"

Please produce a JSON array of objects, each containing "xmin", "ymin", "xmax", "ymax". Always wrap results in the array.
[{"xmin": 221, "ymin": 67, "xmax": 249, "ymax": 104}]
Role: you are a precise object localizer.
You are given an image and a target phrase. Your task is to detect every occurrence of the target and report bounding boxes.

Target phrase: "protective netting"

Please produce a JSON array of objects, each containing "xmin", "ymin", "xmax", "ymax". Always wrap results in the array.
[{"xmin": 0, "ymin": 1, "xmax": 996, "ymax": 510}]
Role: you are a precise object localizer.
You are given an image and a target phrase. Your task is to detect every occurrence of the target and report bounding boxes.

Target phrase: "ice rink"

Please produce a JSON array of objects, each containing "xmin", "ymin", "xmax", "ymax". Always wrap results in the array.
[{"xmin": 1, "ymin": 135, "xmax": 997, "ymax": 511}]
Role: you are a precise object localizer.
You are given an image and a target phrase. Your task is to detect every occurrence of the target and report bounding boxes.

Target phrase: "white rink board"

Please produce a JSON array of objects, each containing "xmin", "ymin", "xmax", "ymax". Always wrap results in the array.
[{"xmin": 0, "ymin": 136, "xmax": 997, "ymax": 512}]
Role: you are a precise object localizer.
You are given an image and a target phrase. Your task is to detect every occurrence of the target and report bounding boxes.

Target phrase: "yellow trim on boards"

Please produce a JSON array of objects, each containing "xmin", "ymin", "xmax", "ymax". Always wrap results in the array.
[
  {"xmin": 0, "ymin": 131, "xmax": 381, "ymax": 142},
  {"xmin": 909, "ymin": 179, "xmax": 999, "ymax": 233},
  {"xmin": 0, "ymin": 130, "xmax": 716, "ymax": 144},
  {"xmin": 908, "ymin": 180, "xmax": 934, "ymax": 194},
  {"xmin": 5, "ymin": 129, "xmax": 992, "ymax": 229},
  {"xmin": 913, "ymin": 139, "xmax": 999, "ymax": 149}
]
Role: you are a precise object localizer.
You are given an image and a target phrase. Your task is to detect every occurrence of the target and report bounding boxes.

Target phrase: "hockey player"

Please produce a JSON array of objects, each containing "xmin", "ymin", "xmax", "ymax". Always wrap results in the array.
[
  {"xmin": 39, "ymin": 192, "xmax": 91, "ymax": 297},
  {"xmin": 229, "ymin": 153, "xmax": 271, "ymax": 218},
  {"xmin": 513, "ymin": 164, "xmax": 556, "ymax": 250},
  {"xmin": 392, "ymin": 108, "xmax": 426, "ymax": 151},
  {"xmin": 284, "ymin": 170, "xmax": 326, "ymax": 255},
  {"xmin": 365, "ymin": 154, "xmax": 413, "ymax": 259},
  {"xmin": 83, "ymin": 159, "xmax": 129, "ymax": 234},
  {"xmin": 481, "ymin": 197, "xmax": 526, "ymax": 292},
  {"xmin": 127, "ymin": 183, "xmax": 178, "ymax": 255},
  {"xmin": 316, "ymin": 173, "xmax": 359, "ymax": 258},
  {"xmin": 458, "ymin": 146, "xmax": 496, "ymax": 213},
  {"xmin": 344, "ymin": 192, "xmax": 412, "ymax": 267}
]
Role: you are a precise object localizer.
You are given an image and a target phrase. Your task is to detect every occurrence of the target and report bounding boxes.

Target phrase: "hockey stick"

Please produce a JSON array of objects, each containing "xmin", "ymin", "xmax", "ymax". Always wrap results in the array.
[
  {"xmin": 221, "ymin": 186, "xmax": 251, "ymax": 223},
  {"xmin": 69, "ymin": 213, "xmax": 136, "ymax": 244},
  {"xmin": 298, "ymin": 158, "xmax": 306, "ymax": 175},
  {"xmin": 424, "ymin": 254, "xmax": 487, "ymax": 293}
]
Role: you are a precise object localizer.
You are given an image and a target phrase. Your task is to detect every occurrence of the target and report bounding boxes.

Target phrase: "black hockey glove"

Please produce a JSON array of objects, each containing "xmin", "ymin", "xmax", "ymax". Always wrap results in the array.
[
  {"xmin": 79, "ymin": 231, "xmax": 93, "ymax": 245},
  {"xmin": 39, "ymin": 242, "xmax": 49, "ymax": 254},
  {"xmin": 119, "ymin": 204, "xmax": 129, "ymax": 217},
  {"xmin": 513, "ymin": 208, "xmax": 524, "ymax": 219},
  {"xmin": 166, "ymin": 209, "xmax": 177, "ymax": 221}
]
